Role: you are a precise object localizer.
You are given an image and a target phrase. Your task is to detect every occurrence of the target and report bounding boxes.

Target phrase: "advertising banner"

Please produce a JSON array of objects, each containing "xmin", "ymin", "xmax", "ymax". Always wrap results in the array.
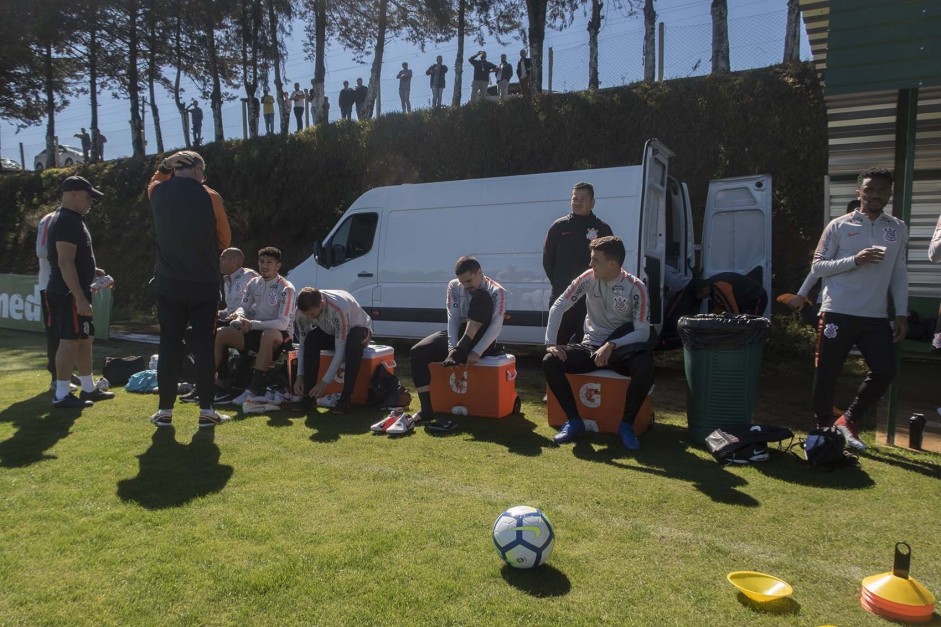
[{"xmin": 0, "ymin": 274, "xmax": 111, "ymax": 340}]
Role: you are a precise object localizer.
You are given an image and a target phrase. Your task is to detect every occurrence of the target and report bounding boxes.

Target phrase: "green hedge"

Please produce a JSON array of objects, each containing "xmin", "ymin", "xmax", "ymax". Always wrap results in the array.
[{"xmin": 0, "ymin": 63, "xmax": 827, "ymax": 321}]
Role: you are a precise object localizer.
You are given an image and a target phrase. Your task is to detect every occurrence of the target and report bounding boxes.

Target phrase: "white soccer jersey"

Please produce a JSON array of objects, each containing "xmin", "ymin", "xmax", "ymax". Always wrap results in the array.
[
  {"xmin": 220, "ymin": 267, "xmax": 259, "ymax": 318},
  {"xmin": 236, "ymin": 274, "xmax": 295, "ymax": 332},
  {"xmin": 446, "ymin": 275, "xmax": 506, "ymax": 355},
  {"xmin": 36, "ymin": 212, "xmax": 55, "ymax": 290},
  {"xmin": 294, "ymin": 290, "xmax": 372, "ymax": 383}
]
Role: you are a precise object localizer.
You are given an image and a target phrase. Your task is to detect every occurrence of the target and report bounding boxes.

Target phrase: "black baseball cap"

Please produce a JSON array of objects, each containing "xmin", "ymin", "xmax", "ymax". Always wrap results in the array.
[{"xmin": 60, "ymin": 176, "xmax": 104, "ymax": 199}]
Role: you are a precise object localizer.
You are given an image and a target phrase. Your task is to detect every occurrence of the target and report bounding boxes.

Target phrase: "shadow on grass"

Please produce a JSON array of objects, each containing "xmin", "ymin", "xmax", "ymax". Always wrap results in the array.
[
  {"xmin": 304, "ymin": 408, "xmax": 382, "ymax": 443},
  {"xmin": 735, "ymin": 592, "xmax": 800, "ymax": 615},
  {"xmin": 459, "ymin": 412, "xmax": 555, "ymax": 456},
  {"xmin": 0, "ymin": 392, "xmax": 83, "ymax": 468},
  {"xmin": 571, "ymin": 423, "xmax": 761, "ymax": 507},
  {"xmin": 116, "ymin": 427, "xmax": 233, "ymax": 509},
  {"xmin": 750, "ymin": 448, "xmax": 875, "ymax": 489},
  {"xmin": 856, "ymin": 447, "xmax": 941, "ymax": 481},
  {"xmin": 500, "ymin": 563, "xmax": 571, "ymax": 597}
]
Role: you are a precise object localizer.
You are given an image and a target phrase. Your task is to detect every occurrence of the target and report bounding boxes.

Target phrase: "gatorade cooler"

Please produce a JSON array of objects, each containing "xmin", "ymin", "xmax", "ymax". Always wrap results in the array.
[
  {"xmin": 429, "ymin": 354, "xmax": 521, "ymax": 419},
  {"xmin": 288, "ymin": 344, "xmax": 395, "ymax": 405},
  {"xmin": 546, "ymin": 369, "xmax": 654, "ymax": 435}
]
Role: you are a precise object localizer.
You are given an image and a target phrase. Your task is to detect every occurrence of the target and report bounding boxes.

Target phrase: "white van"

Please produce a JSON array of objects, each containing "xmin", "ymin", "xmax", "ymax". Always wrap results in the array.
[{"xmin": 287, "ymin": 139, "xmax": 772, "ymax": 345}]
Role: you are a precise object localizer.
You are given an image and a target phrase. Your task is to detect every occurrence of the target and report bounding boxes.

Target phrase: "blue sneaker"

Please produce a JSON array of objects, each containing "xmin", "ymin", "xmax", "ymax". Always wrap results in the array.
[
  {"xmin": 618, "ymin": 422, "xmax": 641, "ymax": 451},
  {"xmin": 553, "ymin": 418, "xmax": 585, "ymax": 444}
]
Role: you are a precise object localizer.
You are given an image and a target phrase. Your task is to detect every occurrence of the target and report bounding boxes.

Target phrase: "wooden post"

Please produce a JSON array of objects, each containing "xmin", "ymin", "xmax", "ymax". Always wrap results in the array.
[
  {"xmin": 19, "ymin": 143, "xmax": 26, "ymax": 172},
  {"xmin": 548, "ymin": 47, "xmax": 553, "ymax": 94},
  {"xmin": 658, "ymin": 22, "xmax": 665, "ymax": 82}
]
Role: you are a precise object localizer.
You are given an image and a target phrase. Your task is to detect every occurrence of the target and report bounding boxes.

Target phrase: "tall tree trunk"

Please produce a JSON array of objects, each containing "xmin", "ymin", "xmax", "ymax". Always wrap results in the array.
[
  {"xmin": 170, "ymin": 1, "xmax": 190, "ymax": 147},
  {"xmin": 587, "ymin": 0, "xmax": 602, "ymax": 90},
  {"xmin": 526, "ymin": 0, "xmax": 547, "ymax": 94},
  {"xmin": 146, "ymin": 4, "xmax": 164, "ymax": 153},
  {"xmin": 43, "ymin": 41, "xmax": 56, "ymax": 169},
  {"xmin": 311, "ymin": 0, "xmax": 326, "ymax": 125},
  {"xmin": 710, "ymin": 0, "xmax": 729, "ymax": 74},
  {"xmin": 451, "ymin": 0, "xmax": 465, "ymax": 107},
  {"xmin": 204, "ymin": 0, "xmax": 224, "ymax": 143},
  {"xmin": 783, "ymin": 0, "xmax": 800, "ymax": 63},
  {"xmin": 266, "ymin": 0, "xmax": 288, "ymax": 134},
  {"xmin": 643, "ymin": 0, "xmax": 656, "ymax": 82},
  {"xmin": 89, "ymin": 29, "xmax": 100, "ymax": 163},
  {"xmin": 363, "ymin": 0, "xmax": 387, "ymax": 119},
  {"xmin": 128, "ymin": 0, "xmax": 145, "ymax": 158}
]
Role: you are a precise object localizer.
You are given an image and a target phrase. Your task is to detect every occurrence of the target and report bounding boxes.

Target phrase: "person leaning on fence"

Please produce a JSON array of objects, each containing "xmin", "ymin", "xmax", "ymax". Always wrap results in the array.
[
  {"xmin": 396, "ymin": 62, "xmax": 413, "ymax": 113},
  {"xmin": 147, "ymin": 151, "xmax": 232, "ymax": 429},
  {"xmin": 46, "ymin": 176, "xmax": 116, "ymax": 408},
  {"xmin": 262, "ymin": 88, "xmax": 275, "ymax": 134},
  {"xmin": 293, "ymin": 287, "xmax": 372, "ymax": 415},
  {"xmin": 409, "ymin": 256, "xmax": 507, "ymax": 433},
  {"xmin": 810, "ymin": 167, "xmax": 908, "ymax": 452},
  {"xmin": 543, "ymin": 236, "xmax": 655, "ymax": 451}
]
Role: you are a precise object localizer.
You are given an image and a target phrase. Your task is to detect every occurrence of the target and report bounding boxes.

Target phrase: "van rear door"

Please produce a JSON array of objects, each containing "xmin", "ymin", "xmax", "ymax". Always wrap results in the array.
[
  {"xmin": 637, "ymin": 140, "xmax": 674, "ymax": 327},
  {"xmin": 700, "ymin": 175, "xmax": 773, "ymax": 316}
]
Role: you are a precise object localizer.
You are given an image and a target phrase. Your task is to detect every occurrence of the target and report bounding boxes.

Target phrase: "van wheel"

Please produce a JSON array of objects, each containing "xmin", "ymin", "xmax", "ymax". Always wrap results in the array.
[
  {"xmin": 64, "ymin": 158, "xmax": 73, "ymax": 166},
  {"xmin": 512, "ymin": 396, "xmax": 521, "ymax": 415}
]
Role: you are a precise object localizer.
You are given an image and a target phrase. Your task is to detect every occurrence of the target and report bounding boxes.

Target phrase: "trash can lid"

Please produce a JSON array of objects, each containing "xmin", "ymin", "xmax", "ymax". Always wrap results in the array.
[{"xmin": 677, "ymin": 314, "xmax": 771, "ymax": 349}]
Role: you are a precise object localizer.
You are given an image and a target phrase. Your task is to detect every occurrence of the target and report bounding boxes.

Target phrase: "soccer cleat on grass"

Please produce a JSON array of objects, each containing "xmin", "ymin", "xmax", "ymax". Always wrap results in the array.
[
  {"xmin": 53, "ymin": 392, "xmax": 93, "ymax": 408},
  {"xmin": 833, "ymin": 414, "xmax": 866, "ymax": 451},
  {"xmin": 149, "ymin": 410, "xmax": 173, "ymax": 427},
  {"xmin": 385, "ymin": 412, "xmax": 416, "ymax": 435},
  {"xmin": 371, "ymin": 409, "xmax": 404, "ymax": 433},
  {"xmin": 553, "ymin": 418, "xmax": 585, "ymax": 444},
  {"xmin": 80, "ymin": 388, "xmax": 115, "ymax": 402},
  {"xmin": 618, "ymin": 422, "xmax": 641, "ymax": 451},
  {"xmin": 198, "ymin": 410, "xmax": 231, "ymax": 428}
]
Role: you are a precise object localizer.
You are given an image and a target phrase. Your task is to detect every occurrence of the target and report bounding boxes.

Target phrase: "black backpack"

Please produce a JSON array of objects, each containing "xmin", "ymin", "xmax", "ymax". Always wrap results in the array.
[
  {"xmin": 705, "ymin": 424, "xmax": 794, "ymax": 465},
  {"xmin": 102, "ymin": 355, "xmax": 149, "ymax": 386},
  {"xmin": 800, "ymin": 426, "xmax": 858, "ymax": 469},
  {"xmin": 366, "ymin": 364, "xmax": 411, "ymax": 409}
]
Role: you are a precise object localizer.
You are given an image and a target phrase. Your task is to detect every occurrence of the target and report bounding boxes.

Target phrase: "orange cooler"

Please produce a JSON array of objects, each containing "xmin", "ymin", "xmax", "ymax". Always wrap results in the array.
[
  {"xmin": 296, "ymin": 344, "xmax": 395, "ymax": 405},
  {"xmin": 429, "ymin": 354, "xmax": 520, "ymax": 419},
  {"xmin": 546, "ymin": 369, "xmax": 654, "ymax": 435}
]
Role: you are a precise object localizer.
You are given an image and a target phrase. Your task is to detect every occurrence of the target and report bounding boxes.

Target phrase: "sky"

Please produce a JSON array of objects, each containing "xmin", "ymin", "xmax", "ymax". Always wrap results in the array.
[{"xmin": 0, "ymin": 0, "xmax": 811, "ymax": 168}]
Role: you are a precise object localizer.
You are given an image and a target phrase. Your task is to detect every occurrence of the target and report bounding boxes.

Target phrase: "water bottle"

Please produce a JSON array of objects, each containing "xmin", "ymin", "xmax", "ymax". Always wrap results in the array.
[
  {"xmin": 149, "ymin": 354, "xmax": 159, "ymax": 370},
  {"xmin": 908, "ymin": 413, "xmax": 926, "ymax": 450}
]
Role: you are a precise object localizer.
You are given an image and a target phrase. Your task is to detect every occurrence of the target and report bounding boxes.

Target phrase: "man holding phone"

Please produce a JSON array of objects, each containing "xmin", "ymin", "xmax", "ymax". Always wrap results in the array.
[{"xmin": 809, "ymin": 167, "xmax": 908, "ymax": 450}]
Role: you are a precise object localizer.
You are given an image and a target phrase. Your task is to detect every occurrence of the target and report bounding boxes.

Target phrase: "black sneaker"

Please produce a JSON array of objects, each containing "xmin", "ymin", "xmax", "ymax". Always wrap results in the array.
[
  {"xmin": 425, "ymin": 419, "xmax": 458, "ymax": 433},
  {"xmin": 53, "ymin": 392, "xmax": 93, "ymax": 408},
  {"xmin": 198, "ymin": 410, "xmax": 231, "ymax": 429},
  {"xmin": 179, "ymin": 389, "xmax": 199, "ymax": 403},
  {"xmin": 80, "ymin": 389, "xmax": 115, "ymax": 402},
  {"xmin": 331, "ymin": 398, "xmax": 351, "ymax": 414}
]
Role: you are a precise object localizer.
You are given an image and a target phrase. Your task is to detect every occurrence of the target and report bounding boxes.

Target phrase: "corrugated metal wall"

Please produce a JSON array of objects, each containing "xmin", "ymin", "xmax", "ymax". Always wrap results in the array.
[{"xmin": 802, "ymin": 0, "xmax": 941, "ymax": 301}]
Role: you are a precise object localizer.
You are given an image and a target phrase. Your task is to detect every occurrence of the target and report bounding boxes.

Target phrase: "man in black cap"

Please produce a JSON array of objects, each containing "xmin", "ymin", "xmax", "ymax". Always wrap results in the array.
[
  {"xmin": 46, "ymin": 176, "xmax": 116, "ymax": 408},
  {"xmin": 147, "ymin": 150, "xmax": 232, "ymax": 429}
]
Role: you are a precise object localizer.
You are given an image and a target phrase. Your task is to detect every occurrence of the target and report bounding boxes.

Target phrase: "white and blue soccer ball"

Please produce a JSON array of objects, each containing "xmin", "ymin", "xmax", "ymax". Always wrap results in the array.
[{"xmin": 492, "ymin": 505, "xmax": 555, "ymax": 569}]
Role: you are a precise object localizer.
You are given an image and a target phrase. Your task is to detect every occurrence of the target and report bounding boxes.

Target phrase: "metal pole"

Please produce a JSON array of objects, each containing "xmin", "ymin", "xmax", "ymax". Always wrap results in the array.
[
  {"xmin": 658, "ymin": 22, "xmax": 665, "ymax": 82},
  {"xmin": 241, "ymin": 99, "xmax": 248, "ymax": 139},
  {"xmin": 885, "ymin": 86, "xmax": 918, "ymax": 446},
  {"xmin": 548, "ymin": 47, "xmax": 554, "ymax": 94},
  {"xmin": 19, "ymin": 143, "xmax": 25, "ymax": 171}
]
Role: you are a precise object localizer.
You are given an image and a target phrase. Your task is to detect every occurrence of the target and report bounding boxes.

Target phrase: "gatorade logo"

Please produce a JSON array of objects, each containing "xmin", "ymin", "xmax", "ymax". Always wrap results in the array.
[
  {"xmin": 334, "ymin": 366, "xmax": 345, "ymax": 383},
  {"xmin": 449, "ymin": 371, "xmax": 468, "ymax": 394},
  {"xmin": 579, "ymin": 382, "xmax": 601, "ymax": 408}
]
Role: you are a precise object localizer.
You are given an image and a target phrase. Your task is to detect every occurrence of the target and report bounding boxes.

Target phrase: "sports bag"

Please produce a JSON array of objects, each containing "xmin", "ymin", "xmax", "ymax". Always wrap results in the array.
[
  {"xmin": 801, "ymin": 426, "xmax": 858, "ymax": 469},
  {"xmin": 705, "ymin": 424, "xmax": 794, "ymax": 465},
  {"xmin": 103, "ymin": 355, "xmax": 149, "ymax": 386},
  {"xmin": 367, "ymin": 363, "xmax": 412, "ymax": 409}
]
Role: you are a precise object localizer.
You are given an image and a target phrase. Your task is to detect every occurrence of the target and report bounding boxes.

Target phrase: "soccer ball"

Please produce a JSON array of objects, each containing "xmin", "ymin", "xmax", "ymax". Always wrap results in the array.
[{"xmin": 492, "ymin": 505, "xmax": 555, "ymax": 569}]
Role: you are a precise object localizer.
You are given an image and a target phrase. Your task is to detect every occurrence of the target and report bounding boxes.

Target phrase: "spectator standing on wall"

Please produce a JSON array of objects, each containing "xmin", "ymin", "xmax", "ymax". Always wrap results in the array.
[{"xmin": 426, "ymin": 56, "xmax": 448, "ymax": 110}]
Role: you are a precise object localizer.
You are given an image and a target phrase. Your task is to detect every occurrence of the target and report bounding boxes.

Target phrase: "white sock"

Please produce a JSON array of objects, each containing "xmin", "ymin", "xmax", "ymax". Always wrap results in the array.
[
  {"xmin": 55, "ymin": 380, "xmax": 72, "ymax": 400},
  {"xmin": 79, "ymin": 374, "xmax": 95, "ymax": 393},
  {"xmin": 158, "ymin": 408, "xmax": 173, "ymax": 415}
]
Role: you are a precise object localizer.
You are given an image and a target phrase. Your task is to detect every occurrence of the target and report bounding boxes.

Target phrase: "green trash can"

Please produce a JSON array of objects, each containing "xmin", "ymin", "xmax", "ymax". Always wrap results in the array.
[{"xmin": 677, "ymin": 314, "xmax": 771, "ymax": 445}]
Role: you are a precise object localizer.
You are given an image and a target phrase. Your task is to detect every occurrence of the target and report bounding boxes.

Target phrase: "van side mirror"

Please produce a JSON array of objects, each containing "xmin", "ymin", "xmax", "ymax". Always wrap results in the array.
[{"xmin": 313, "ymin": 240, "xmax": 330, "ymax": 268}]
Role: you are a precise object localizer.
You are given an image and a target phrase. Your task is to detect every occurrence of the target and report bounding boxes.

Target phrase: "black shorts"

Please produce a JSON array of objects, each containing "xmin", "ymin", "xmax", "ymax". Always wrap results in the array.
[
  {"xmin": 47, "ymin": 292, "xmax": 94, "ymax": 340},
  {"xmin": 244, "ymin": 329, "xmax": 291, "ymax": 354}
]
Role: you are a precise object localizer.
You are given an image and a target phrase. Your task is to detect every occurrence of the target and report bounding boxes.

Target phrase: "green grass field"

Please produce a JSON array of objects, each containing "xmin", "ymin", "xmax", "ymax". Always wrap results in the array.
[{"xmin": 1, "ymin": 329, "xmax": 938, "ymax": 626}]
